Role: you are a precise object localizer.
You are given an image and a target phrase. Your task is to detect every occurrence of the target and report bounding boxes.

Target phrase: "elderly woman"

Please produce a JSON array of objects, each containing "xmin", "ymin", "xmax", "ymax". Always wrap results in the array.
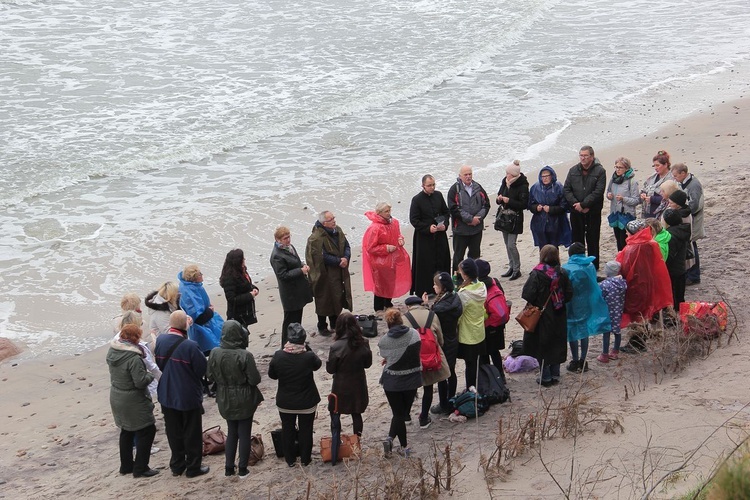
[
  {"xmin": 362, "ymin": 202, "xmax": 412, "ymax": 312},
  {"xmin": 207, "ymin": 320, "xmax": 263, "ymax": 478},
  {"xmin": 640, "ymin": 150, "xmax": 674, "ymax": 218},
  {"xmin": 270, "ymin": 226, "xmax": 313, "ymax": 346},
  {"xmin": 654, "ymin": 180, "xmax": 680, "ymax": 221},
  {"xmin": 326, "ymin": 312, "xmax": 372, "ymax": 438},
  {"xmin": 606, "ymin": 157, "xmax": 640, "ymax": 250},
  {"xmin": 144, "ymin": 281, "xmax": 180, "ymax": 345},
  {"xmin": 495, "ymin": 160, "xmax": 530, "ymax": 280},
  {"xmin": 107, "ymin": 323, "xmax": 158, "ymax": 478},
  {"xmin": 378, "ymin": 308, "xmax": 421, "ymax": 458},
  {"xmin": 521, "ymin": 245, "xmax": 573, "ymax": 386},
  {"xmin": 456, "ymin": 258, "xmax": 487, "ymax": 390},
  {"xmin": 528, "ymin": 165, "xmax": 572, "ymax": 250},
  {"xmin": 268, "ymin": 323, "xmax": 321, "ymax": 467},
  {"xmin": 220, "ymin": 248, "xmax": 260, "ymax": 328},
  {"xmin": 178, "ymin": 264, "xmax": 224, "ymax": 354}
]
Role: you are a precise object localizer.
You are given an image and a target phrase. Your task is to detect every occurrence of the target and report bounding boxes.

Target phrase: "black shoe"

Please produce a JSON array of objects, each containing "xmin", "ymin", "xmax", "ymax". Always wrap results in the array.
[
  {"xmin": 318, "ymin": 328, "xmax": 332, "ymax": 337},
  {"xmin": 186, "ymin": 465, "xmax": 210, "ymax": 478},
  {"xmin": 404, "ymin": 413, "xmax": 411, "ymax": 422},
  {"xmin": 566, "ymin": 360, "xmax": 581, "ymax": 373},
  {"xmin": 119, "ymin": 468, "xmax": 133, "ymax": 475},
  {"xmin": 686, "ymin": 280, "xmax": 700, "ymax": 286},
  {"xmin": 419, "ymin": 416, "xmax": 432, "ymax": 429},
  {"xmin": 580, "ymin": 360, "xmax": 589, "ymax": 372},
  {"xmin": 430, "ymin": 404, "xmax": 451, "ymax": 415},
  {"xmin": 500, "ymin": 269, "xmax": 513, "ymax": 278},
  {"xmin": 225, "ymin": 467, "xmax": 235, "ymax": 477},
  {"xmin": 171, "ymin": 468, "xmax": 185, "ymax": 477},
  {"xmin": 133, "ymin": 468, "xmax": 159, "ymax": 478},
  {"xmin": 238, "ymin": 467, "xmax": 249, "ymax": 478},
  {"xmin": 509, "ymin": 271, "xmax": 522, "ymax": 281},
  {"xmin": 540, "ymin": 379, "xmax": 555, "ymax": 387}
]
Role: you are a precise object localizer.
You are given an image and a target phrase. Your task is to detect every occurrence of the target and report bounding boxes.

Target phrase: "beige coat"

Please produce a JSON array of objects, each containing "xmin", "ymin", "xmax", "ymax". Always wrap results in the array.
[{"xmin": 404, "ymin": 306, "xmax": 451, "ymax": 386}]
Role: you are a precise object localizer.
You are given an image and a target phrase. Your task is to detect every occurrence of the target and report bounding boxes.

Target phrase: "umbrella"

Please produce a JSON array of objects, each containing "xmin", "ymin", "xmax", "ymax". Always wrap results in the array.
[
  {"xmin": 608, "ymin": 208, "xmax": 635, "ymax": 230},
  {"xmin": 328, "ymin": 393, "xmax": 341, "ymax": 466}
]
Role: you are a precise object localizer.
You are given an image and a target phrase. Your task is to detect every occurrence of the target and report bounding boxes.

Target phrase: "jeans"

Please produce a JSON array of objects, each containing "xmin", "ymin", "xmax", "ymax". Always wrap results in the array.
[
  {"xmin": 452, "ymin": 233, "xmax": 483, "ymax": 272},
  {"xmin": 541, "ymin": 363, "xmax": 561, "ymax": 383},
  {"xmin": 569, "ymin": 338, "xmax": 589, "ymax": 361},
  {"xmin": 502, "ymin": 232, "xmax": 520, "ymax": 272},
  {"xmin": 384, "ymin": 388, "xmax": 418, "ymax": 448},
  {"xmin": 225, "ymin": 417, "xmax": 253, "ymax": 470},
  {"xmin": 602, "ymin": 332, "xmax": 622, "ymax": 353}
]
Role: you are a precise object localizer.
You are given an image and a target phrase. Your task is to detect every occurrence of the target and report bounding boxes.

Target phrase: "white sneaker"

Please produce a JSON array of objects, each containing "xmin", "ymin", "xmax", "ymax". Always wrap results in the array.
[{"xmin": 150, "ymin": 446, "xmax": 160, "ymax": 455}]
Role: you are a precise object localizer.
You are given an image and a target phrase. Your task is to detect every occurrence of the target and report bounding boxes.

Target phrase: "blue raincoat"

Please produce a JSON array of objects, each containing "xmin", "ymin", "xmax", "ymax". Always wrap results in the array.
[
  {"xmin": 562, "ymin": 254, "xmax": 610, "ymax": 341},
  {"xmin": 528, "ymin": 166, "xmax": 572, "ymax": 248},
  {"xmin": 178, "ymin": 271, "xmax": 224, "ymax": 353}
]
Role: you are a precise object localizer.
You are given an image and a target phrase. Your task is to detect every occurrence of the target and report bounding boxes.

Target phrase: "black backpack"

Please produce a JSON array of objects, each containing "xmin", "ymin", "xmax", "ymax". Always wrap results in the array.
[{"xmin": 477, "ymin": 364, "xmax": 510, "ymax": 405}]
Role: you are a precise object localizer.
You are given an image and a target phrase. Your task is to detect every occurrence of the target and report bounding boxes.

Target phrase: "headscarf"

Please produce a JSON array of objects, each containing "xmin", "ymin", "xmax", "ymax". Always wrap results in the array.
[{"xmin": 532, "ymin": 263, "xmax": 565, "ymax": 310}]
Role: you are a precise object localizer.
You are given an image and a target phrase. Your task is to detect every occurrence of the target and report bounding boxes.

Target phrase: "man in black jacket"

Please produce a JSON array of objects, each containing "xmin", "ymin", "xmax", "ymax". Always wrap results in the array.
[{"xmin": 563, "ymin": 146, "xmax": 607, "ymax": 270}]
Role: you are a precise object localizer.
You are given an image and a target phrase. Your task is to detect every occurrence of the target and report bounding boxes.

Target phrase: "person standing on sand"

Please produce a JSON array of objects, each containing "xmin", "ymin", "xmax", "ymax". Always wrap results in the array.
[
  {"xmin": 270, "ymin": 226, "xmax": 313, "ymax": 346},
  {"xmin": 640, "ymin": 150, "xmax": 674, "ymax": 219},
  {"xmin": 144, "ymin": 281, "xmax": 180, "ymax": 345},
  {"xmin": 409, "ymin": 175, "xmax": 451, "ymax": 297},
  {"xmin": 606, "ymin": 157, "xmax": 640, "ymax": 251},
  {"xmin": 154, "ymin": 310, "xmax": 209, "ymax": 478},
  {"xmin": 563, "ymin": 146, "xmax": 607, "ymax": 270},
  {"xmin": 447, "ymin": 165, "xmax": 491, "ymax": 275},
  {"xmin": 670, "ymin": 162, "xmax": 704, "ymax": 286},
  {"xmin": 495, "ymin": 160, "xmax": 530, "ymax": 280},
  {"xmin": 305, "ymin": 211, "xmax": 353, "ymax": 336},
  {"xmin": 528, "ymin": 165, "xmax": 572, "ymax": 251},
  {"xmin": 219, "ymin": 248, "xmax": 260, "ymax": 328}
]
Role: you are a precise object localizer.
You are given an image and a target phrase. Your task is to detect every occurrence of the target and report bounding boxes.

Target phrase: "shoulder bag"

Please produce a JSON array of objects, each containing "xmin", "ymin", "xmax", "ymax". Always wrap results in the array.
[{"xmin": 515, "ymin": 293, "xmax": 551, "ymax": 333}]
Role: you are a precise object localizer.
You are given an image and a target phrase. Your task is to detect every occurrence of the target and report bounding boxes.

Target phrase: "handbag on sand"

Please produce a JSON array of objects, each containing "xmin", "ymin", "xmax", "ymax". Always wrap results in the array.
[
  {"xmin": 515, "ymin": 294, "xmax": 551, "ymax": 333},
  {"xmin": 320, "ymin": 434, "xmax": 361, "ymax": 463},
  {"xmin": 248, "ymin": 434, "xmax": 264, "ymax": 466},
  {"xmin": 357, "ymin": 314, "xmax": 379, "ymax": 338},
  {"xmin": 202, "ymin": 425, "xmax": 226, "ymax": 456}
]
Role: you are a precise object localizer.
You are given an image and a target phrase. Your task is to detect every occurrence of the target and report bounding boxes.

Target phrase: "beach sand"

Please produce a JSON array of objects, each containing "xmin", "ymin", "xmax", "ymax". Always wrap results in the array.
[{"xmin": 1, "ymin": 98, "xmax": 748, "ymax": 499}]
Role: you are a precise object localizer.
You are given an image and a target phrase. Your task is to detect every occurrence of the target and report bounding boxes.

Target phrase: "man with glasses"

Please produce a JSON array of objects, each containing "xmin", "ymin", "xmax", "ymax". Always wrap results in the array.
[
  {"xmin": 409, "ymin": 175, "xmax": 452, "ymax": 297},
  {"xmin": 563, "ymin": 146, "xmax": 607, "ymax": 270},
  {"xmin": 305, "ymin": 211, "xmax": 353, "ymax": 335}
]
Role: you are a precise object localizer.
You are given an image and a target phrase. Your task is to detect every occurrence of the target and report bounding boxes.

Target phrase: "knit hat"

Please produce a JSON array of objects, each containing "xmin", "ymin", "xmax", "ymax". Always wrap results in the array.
[
  {"xmin": 437, "ymin": 272, "xmax": 454, "ymax": 293},
  {"xmin": 604, "ymin": 261, "xmax": 621, "ymax": 277},
  {"xmin": 626, "ymin": 219, "xmax": 647, "ymax": 235},
  {"xmin": 475, "ymin": 259, "xmax": 491, "ymax": 279},
  {"xmin": 568, "ymin": 242, "xmax": 586, "ymax": 256},
  {"xmin": 459, "ymin": 258, "xmax": 478, "ymax": 280},
  {"xmin": 506, "ymin": 160, "xmax": 521, "ymax": 178},
  {"xmin": 287, "ymin": 323, "xmax": 307, "ymax": 345},
  {"xmin": 404, "ymin": 296, "xmax": 423, "ymax": 306},
  {"xmin": 662, "ymin": 208, "xmax": 683, "ymax": 228},
  {"xmin": 669, "ymin": 189, "xmax": 688, "ymax": 209}
]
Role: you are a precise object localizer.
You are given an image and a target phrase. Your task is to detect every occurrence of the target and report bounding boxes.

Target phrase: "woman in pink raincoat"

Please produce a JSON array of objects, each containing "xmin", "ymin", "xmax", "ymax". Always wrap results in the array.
[{"xmin": 362, "ymin": 202, "xmax": 412, "ymax": 312}]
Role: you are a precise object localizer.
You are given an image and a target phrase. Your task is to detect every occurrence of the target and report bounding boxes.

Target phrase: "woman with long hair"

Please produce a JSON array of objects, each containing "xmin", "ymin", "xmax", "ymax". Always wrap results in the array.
[
  {"xmin": 220, "ymin": 248, "xmax": 260, "ymax": 328},
  {"xmin": 144, "ymin": 281, "xmax": 180, "ymax": 347}
]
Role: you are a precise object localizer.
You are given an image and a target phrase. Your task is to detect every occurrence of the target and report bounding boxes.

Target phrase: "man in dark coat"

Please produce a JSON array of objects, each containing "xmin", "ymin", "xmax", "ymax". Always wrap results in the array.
[
  {"xmin": 270, "ymin": 226, "xmax": 313, "ymax": 346},
  {"xmin": 154, "ymin": 310, "xmax": 209, "ymax": 478},
  {"xmin": 409, "ymin": 175, "xmax": 451, "ymax": 296},
  {"xmin": 563, "ymin": 145, "xmax": 607, "ymax": 270},
  {"xmin": 305, "ymin": 211, "xmax": 353, "ymax": 336},
  {"xmin": 447, "ymin": 165, "xmax": 491, "ymax": 274}
]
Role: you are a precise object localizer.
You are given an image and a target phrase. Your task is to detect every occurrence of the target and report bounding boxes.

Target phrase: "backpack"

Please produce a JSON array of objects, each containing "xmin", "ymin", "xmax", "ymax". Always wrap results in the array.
[
  {"xmin": 477, "ymin": 364, "xmax": 510, "ymax": 405},
  {"xmin": 449, "ymin": 390, "xmax": 489, "ymax": 418},
  {"xmin": 508, "ymin": 340, "xmax": 524, "ymax": 358},
  {"xmin": 484, "ymin": 278, "xmax": 510, "ymax": 327},
  {"xmin": 404, "ymin": 311, "xmax": 442, "ymax": 372}
]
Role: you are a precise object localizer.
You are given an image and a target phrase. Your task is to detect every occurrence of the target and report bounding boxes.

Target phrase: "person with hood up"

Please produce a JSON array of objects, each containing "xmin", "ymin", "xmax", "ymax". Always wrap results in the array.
[
  {"xmin": 562, "ymin": 243, "xmax": 611, "ymax": 373},
  {"xmin": 178, "ymin": 264, "xmax": 224, "ymax": 354},
  {"xmin": 662, "ymin": 209, "xmax": 691, "ymax": 311},
  {"xmin": 268, "ymin": 323, "xmax": 321, "ymax": 467},
  {"xmin": 606, "ymin": 157, "xmax": 640, "ymax": 250},
  {"xmin": 447, "ymin": 165, "xmax": 491, "ymax": 274},
  {"xmin": 456, "ymin": 258, "xmax": 487, "ymax": 390},
  {"xmin": 305, "ymin": 211, "xmax": 353, "ymax": 335},
  {"xmin": 362, "ymin": 202, "xmax": 411, "ymax": 312},
  {"xmin": 596, "ymin": 261, "xmax": 628, "ymax": 364},
  {"xmin": 423, "ymin": 272, "xmax": 463, "ymax": 415},
  {"xmin": 563, "ymin": 145, "xmax": 607, "ymax": 270},
  {"xmin": 144, "ymin": 281, "xmax": 180, "ymax": 346},
  {"xmin": 378, "ymin": 308, "xmax": 422, "ymax": 458},
  {"xmin": 495, "ymin": 160, "xmax": 530, "ymax": 280},
  {"xmin": 206, "ymin": 320, "xmax": 264, "ymax": 478},
  {"xmin": 107, "ymin": 323, "xmax": 158, "ymax": 478},
  {"xmin": 528, "ymin": 165, "xmax": 572, "ymax": 250},
  {"xmin": 219, "ymin": 249, "xmax": 260, "ymax": 328},
  {"xmin": 521, "ymin": 245, "xmax": 573, "ymax": 387}
]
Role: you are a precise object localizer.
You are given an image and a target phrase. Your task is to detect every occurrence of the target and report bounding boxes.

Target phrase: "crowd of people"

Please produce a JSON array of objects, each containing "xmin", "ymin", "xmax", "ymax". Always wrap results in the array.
[{"xmin": 107, "ymin": 146, "xmax": 706, "ymax": 478}]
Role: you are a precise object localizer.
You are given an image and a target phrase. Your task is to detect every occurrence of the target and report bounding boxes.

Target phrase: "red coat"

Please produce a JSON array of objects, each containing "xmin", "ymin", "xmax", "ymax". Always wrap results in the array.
[
  {"xmin": 615, "ymin": 227, "xmax": 673, "ymax": 327},
  {"xmin": 362, "ymin": 211, "xmax": 411, "ymax": 298}
]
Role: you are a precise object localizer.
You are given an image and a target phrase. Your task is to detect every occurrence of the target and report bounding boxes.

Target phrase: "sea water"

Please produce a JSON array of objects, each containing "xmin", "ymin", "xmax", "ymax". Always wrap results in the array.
[{"xmin": 1, "ymin": 0, "xmax": 749, "ymax": 358}]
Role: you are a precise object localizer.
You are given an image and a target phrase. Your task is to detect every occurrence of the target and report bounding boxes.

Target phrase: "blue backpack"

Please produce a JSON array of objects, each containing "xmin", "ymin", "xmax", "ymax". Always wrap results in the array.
[{"xmin": 449, "ymin": 390, "xmax": 489, "ymax": 418}]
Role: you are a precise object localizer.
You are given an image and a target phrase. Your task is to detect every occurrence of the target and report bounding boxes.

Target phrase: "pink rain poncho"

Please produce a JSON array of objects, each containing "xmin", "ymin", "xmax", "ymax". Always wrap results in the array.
[{"xmin": 362, "ymin": 211, "xmax": 411, "ymax": 299}]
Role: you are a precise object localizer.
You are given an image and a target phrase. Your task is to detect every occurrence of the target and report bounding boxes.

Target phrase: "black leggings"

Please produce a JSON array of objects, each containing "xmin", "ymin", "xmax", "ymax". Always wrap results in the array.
[
  {"xmin": 225, "ymin": 417, "xmax": 253, "ymax": 470},
  {"xmin": 420, "ymin": 385, "xmax": 434, "ymax": 421},
  {"xmin": 437, "ymin": 351, "xmax": 458, "ymax": 409},
  {"xmin": 384, "ymin": 388, "xmax": 417, "ymax": 448},
  {"xmin": 118, "ymin": 424, "xmax": 156, "ymax": 475}
]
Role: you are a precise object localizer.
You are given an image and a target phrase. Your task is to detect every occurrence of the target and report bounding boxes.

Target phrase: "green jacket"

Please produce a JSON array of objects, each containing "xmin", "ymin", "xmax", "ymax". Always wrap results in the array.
[
  {"xmin": 206, "ymin": 320, "xmax": 264, "ymax": 420},
  {"xmin": 107, "ymin": 339, "xmax": 155, "ymax": 431},
  {"xmin": 654, "ymin": 229, "xmax": 671, "ymax": 261},
  {"xmin": 457, "ymin": 281, "xmax": 487, "ymax": 345}
]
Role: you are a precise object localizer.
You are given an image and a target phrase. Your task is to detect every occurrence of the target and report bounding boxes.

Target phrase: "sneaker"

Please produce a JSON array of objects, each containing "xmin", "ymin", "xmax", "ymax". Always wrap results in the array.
[
  {"xmin": 419, "ymin": 417, "xmax": 432, "ymax": 429},
  {"xmin": 383, "ymin": 437, "xmax": 393, "ymax": 458},
  {"xmin": 430, "ymin": 404, "xmax": 451, "ymax": 415},
  {"xmin": 608, "ymin": 350, "xmax": 619, "ymax": 360},
  {"xmin": 238, "ymin": 468, "xmax": 249, "ymax": 478},
  {"xmin": 566, "ymin": 360, "xmax": 581, "ymax": 373},
  {"xmin": 596, "ymin": 353, "xmax": 609, "ymax": 364}
]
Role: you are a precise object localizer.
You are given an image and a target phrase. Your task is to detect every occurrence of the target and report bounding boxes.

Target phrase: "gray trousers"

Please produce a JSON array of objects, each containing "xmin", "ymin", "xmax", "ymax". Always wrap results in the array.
[{"xmin": 502, "ymin": 232, "xmax": 520, "ymax": 272}]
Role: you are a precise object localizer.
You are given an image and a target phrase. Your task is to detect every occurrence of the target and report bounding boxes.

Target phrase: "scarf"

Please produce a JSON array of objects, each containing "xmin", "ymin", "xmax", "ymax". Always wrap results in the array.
[
  {"xmin": 611, "ymin": 168, "xmax": 634, "ymax": 185},
  {"xmin": 533, "ymin": 263, "xmax": 564, "ymax": 310},
  {"xmin": 283, "ymin": 342, "xmax": 307, "ymax": 354},
  {"xmin": 505, "ymin": 173, "xmax": 520, "ymax": 187},
  {"xmin": 120, "ymin": 339, "xmax": 145, "ymax": 357}
]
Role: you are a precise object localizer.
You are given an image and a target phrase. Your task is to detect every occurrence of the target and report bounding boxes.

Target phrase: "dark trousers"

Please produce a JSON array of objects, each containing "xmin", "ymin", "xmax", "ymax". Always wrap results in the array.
[
  {"xmin": 671, "ymin": 273, "xmax": 686, "ymax": 310},
  {"xmin": 437, "ymin": 350, "xmax": 458, "ymax": 409},
  {"xmin": 373, "ymin": 295, "xmax": 394, "ymax": 312},
  {"xmin": 162, "ymin": 406, "xmax": 203, "ymax": 476},
  {"xmin": 463, "ymin": 355, "xmax": 480, "ymax": 390},
  {"xmin": 279, "ymin": 411, "xmax": 314, "ymax": 466},
  {"xmin": 570, "ymin": 210, "xmax": 602, "ymax": 270},
  {"xmin": 686, "ymin": 241, "xmax": 700, "ymax": 283},
  {"xmin": 452, "ymin": 233, "xmax": 483, "ymax": 272},
  {"xmin": 350, "ymin": 413, "xmax": 363, "ymax": 436},
  {"xmin": 419, "ymin": 385, "xmax": 434, "ymax": 421},
  {"xmin": 384, "ymin": 388, "xmax": 418, "ymax": 448},
  {"xmin": 118, "ymin": 424, "xmax": 156, "ymax": 474},
  {"xmin": 613, "ymin": 227, "xmax": 628, "ymax": 251},
  {"xmin": 281, "ymin": 309, "xmax": 303, "ymax": 346},
  {"xmin": 317, "ymin": 314, "xmax": 338, "ymax": 331},
  {"xmin": 225, "ymin": 417, "xmax": 253, "ymax": 470}
]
